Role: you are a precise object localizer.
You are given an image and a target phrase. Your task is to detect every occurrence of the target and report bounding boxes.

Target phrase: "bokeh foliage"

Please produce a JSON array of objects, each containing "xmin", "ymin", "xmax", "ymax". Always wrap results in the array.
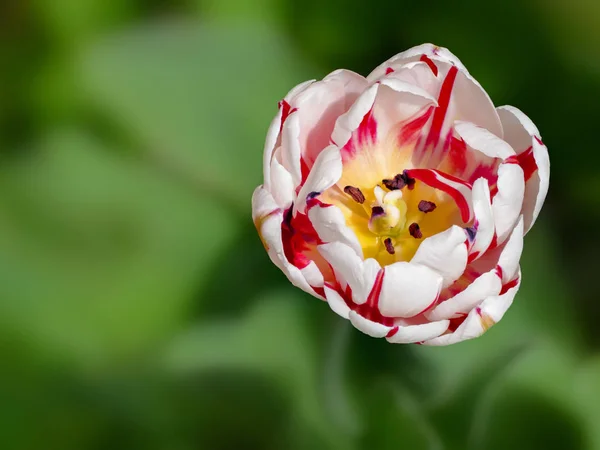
[{"xmin": 0, "ymin": 0, "xmax": 598, "ymax": 449}]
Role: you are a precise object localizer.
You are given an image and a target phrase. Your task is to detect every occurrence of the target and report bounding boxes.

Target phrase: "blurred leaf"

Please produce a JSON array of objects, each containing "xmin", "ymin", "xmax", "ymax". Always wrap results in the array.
[
  {"xmin": 574, "ymin": 355, "xmax": 600, "ymax": 449},
  {"xmin": 0, "ymin": 129, "xmax": 238, "ymax": 365},
  {"xmin": 358, "ymin": 380, "xmax": 441, "ymax": 450},
  {"xmin": 193, "ymin": 0, "xmax": 285, "ymax": 25},
  {"xmin": 164, "ymin": 289, "xmax": 354, "ymax": 450},
  {"xmin": 80, "ymin": 20, "xmax": 315, "ymax": 211}
]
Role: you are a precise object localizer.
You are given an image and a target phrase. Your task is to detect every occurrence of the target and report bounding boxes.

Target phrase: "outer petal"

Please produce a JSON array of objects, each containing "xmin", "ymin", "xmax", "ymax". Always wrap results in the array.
[
  {"xmin": 422, "ymin": 274, "xmax": 520, "ymax": 346},
  {"xmin": 308, "ymin": 204, "xmax": 363, "ymax": 258},
  {"xmin": 269, "ymin": 149, "xmax": 295, "ymax": 208},
  {"xmin": 318, "ymin": 242, "xmax": 381, "ymax": 305},
  {"xmin": 386, "ymin": 319, "xmax": 450, "ymax": 344},
  {"xmin": 324, "ymin": 285, "xmax": 351, "ymax": 319},
  {"xmin": 349, "ymin": 311, "xmax": 393, "ymax": 338},
  {"xmin": 497, "ymin": 105, "xmax": 550, "ymax": 233},
  {"xmin": 367, "ymin": 43, "xmax": 469, "ymax": 81},
  {"xmin": 331, "ymin": 83, "xmax": 379, "ymax": 149},
  {"xmin": 262, "ymin": 108, "xmax": 283, "ymax": 191},
  {"xmin": 454, "ymin": 121, "xmax": 514, "ymax": 160},
  {"xmin": 378, "ymin": 262, "xmax": 443, "ymax": 318},
  {"xmin": 295, "ymin": 145, "xmax": 343, "ymax": 214},
  {"xmin": 492, "ymin": 162, "xmax": 525, "ymax": 243},
  {"xmin": 497, "ymin": 216, "xmax": 524, "ymax": 284},
  {"xmin": 410, "ymin": 225, "xmax": 468, "ymax": 288},
  {"xmin": 289, "ymin": 70, "xmax": 368, "ymax": 168},
  {"xmin": 426, "ymin": 271, "xmax": 502, "ymax": 321},
  {"xmin": 252, "ymin": 186, "xmax": 323, "ymax": 298}
]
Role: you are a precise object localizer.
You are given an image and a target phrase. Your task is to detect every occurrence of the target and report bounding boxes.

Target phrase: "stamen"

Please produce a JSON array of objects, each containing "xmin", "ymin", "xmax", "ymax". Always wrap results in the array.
[
  {"xmin": 402, "ymin": 170, "xmax": 416, "ymax": 190},
  {"xmin": 384, "ymin": 238, "xmax": 395, "ymax": 255},
  {"xmin": 344, "ymin": 185, "xmax": 365, "ymax": 204},
  {"xmin": 382, "ymin": 171, "xmax": 416, "ymax": 191},
  {"xmin": 371, "ymin": 206, "xmax": 385, "ymax": 217},
  {"xmin": 418, "ymin": 200, "xmax": 437, "ymax": 213},
  {"xmin": 382, "ymin": 175, "xmax": 406, "ymax": 191},
  {"xmin": 409, "ymin": 222, "xmax": 422, "ymax": 239}
]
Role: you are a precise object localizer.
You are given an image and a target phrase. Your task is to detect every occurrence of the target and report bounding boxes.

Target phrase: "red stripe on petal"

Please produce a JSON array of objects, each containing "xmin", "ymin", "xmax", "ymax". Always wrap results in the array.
[
  {"xmin": 357, "ymin": 108, "xmax": 378, "ymax": 147},
  {"xmin": 385, "ymin": 67, "xmax": 395, "ymax": 75},
  {"xmin": 499, "ymin": 277, "xmax": 519, "ymax": 295},
  {"xmin": 278, "ymin": 100, "xmax": 297, "ymax": 133},
  {"xmin": 426, "ymin": 65, "xmax": 459, "ymax": 149},
  {"xmin": 386, "ymin": 326, "xmax": 399, "ymax": 338},
  {"xmin": 419, "ymin": 54, "xmax": 439, "ymax": 76},
  {"xmin": 281, "ymin": 209, "xmax": 323, "ymax": 269},
  {"xmin": 397, "ymin": 106, "xmax": 434, "ymax": 146},
  {"xmin": 352, "ymin": 269, "xmax": 395, "ymax": 327},
  {"xmin": 516, "ymin": 146, "xmax": 538, "ymax": 182},
  {"xmin": 405, "ymin": 168, "xmax": 473, "ymax": 222}
]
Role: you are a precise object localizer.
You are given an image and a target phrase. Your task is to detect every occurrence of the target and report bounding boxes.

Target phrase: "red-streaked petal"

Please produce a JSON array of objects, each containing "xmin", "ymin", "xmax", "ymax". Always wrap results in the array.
[
  {"xmin": 410, "ymin": 225, "xmax": 468, "ymax": 288},
  {"xmin": 378, "ymin": 262, "xmax": 443, "ymax": 318},
  {"xmin": 404, "ymin": 168, "xmax": 473, "ymax": 222},
  {"xmin": 497, "ymin": 105, "xmax": 549, "ymax": 233},
  {"xmin": 331, "ymin": 83, "xmax": 380, "ymax": 152},
  {"xmin": 323, "ymin": 285, "xmax": 351, "ymax": 319}
]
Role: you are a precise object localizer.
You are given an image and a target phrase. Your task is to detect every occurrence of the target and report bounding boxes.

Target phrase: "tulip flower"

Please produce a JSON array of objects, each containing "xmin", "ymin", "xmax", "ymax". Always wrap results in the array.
[{"xmin": 252, "ymin": 44, "xmax": 549, "ymax": 345}]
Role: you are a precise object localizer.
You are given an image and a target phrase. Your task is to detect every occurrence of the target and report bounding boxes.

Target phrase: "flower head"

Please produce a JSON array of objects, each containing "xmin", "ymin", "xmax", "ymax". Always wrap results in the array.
[{"xmin": 252, "ymin": 44, "xmax": 549, "ymax": 345}]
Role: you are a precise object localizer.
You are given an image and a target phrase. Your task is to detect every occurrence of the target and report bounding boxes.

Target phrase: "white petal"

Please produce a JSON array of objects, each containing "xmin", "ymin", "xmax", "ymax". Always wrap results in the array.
[
  {"xmin": 283, "ymin": 79, "xmax": 316, "ymax": 101},
  {"xmin": 308, "ymin": 204, "xmax": 363, "ymax": 258},
  {"xmin": 367, "ymin": 43, "xmax": 468, "ymax": 81},
  {"xmin": 324, "ymin": 286, "xmax": 351, "ymax": 319},
  {"xmin": 379, "ymin": 262, "xmax": 443, "ymax": 318},
  {"xmin": 497, "ymin": 105, "xmax": 549, "ymax": 233},
  {"xmin": 262, "ymin": 108, "xmax": 283, "ymax": 191},
  {"xmin": 497, "ymin": 216, "xmax": 524, "ymax": 284},
  {"xmin": 426, "ymin": 271, "xmax": 502, "ymax": 321},
  {"xmin": 331, "ymin": 83, "xmax": 379, "ymax": 148},
  {"xmin": 469, "ymin": 178, "xmax": 495, "ymax": 259},
  {"xmin": 410, "ymin": 225, "xmax": 468, "ymax": 288},
  {"xmin": 349, "ymin": 311, "xmax": 392, "ymax": 338},
  {"xmin": 318, "ymin": 242, "xmax": 381, "ymax": 305},
  {"xmin": 479, "ymin": 271, "xmax": 521, "ymax": 323},
  {"xmin": 252, "ymin": 184, "xmax": 279, "ymax": 222},
  {"xmin": 386, "ymin": 320, "xmax": 450, "ymax": 344},
  {"xmin": 454, "ymin": 121, "xmax": 515, "ymax": 160},
  {"xmin": 492, "ymin": 162, "xmax": 525, "ymax": 244},
  {"xmin": 269, "ymin": 150, "xmax": 295, "ymax": 208},
  {"xmin": 280, "ymin": 112, "xmax": 303, "ymax": 186},
  {"xmin": 295, "ymin": 145, "xmax": 342, "ymax": 214},
  {"xmin": 423, "ymin": 272, "xmax": 521, "ymax": 346},
  {"xmin": 301, "ymin": 261, "xmax": 324, "ymax": 288}
]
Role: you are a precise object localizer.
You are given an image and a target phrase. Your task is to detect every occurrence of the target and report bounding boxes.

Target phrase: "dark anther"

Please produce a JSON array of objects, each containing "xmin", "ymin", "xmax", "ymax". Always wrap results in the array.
[
  {"xmin": 382, "ymin": 175, "xmax": 406, "ymax": 191},
  {"xmin": 418, "ymin": 200, "xmax": 437, "ymax": 213},
  {"xmin": 382, "ymin": 171, "xmax": 415, "ymax": 191},
  {"xmin": 384, "ymin": 238, "xmax": 395, "ymax": 255},
  {"xmin": 307, "ymin": 191, "xmax": 320, "ymax": 200},
  {"xmin": 371, "ymin": 206, "xmax": 385, "ymax": 217},
  {"xmin": 343, "ymin": 186, "xmax": 365, "ymax": 204},
  {"xmin": 465, "ymin": 226, "xmax": 477, "ymax": 241},
  {"xmin": 409, "ymin": 222, "xmax": 422, "ymax": 239},
  {"xmin": 402, "ymin": 170, "xmax": 416, "ymax": 190}
]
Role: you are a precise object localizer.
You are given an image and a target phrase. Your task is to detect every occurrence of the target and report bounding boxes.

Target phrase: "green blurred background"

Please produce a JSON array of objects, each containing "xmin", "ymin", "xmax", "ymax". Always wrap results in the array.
[{"xmin": 0, "ymin": 0, "xmax": 599, "ymax": 449}]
